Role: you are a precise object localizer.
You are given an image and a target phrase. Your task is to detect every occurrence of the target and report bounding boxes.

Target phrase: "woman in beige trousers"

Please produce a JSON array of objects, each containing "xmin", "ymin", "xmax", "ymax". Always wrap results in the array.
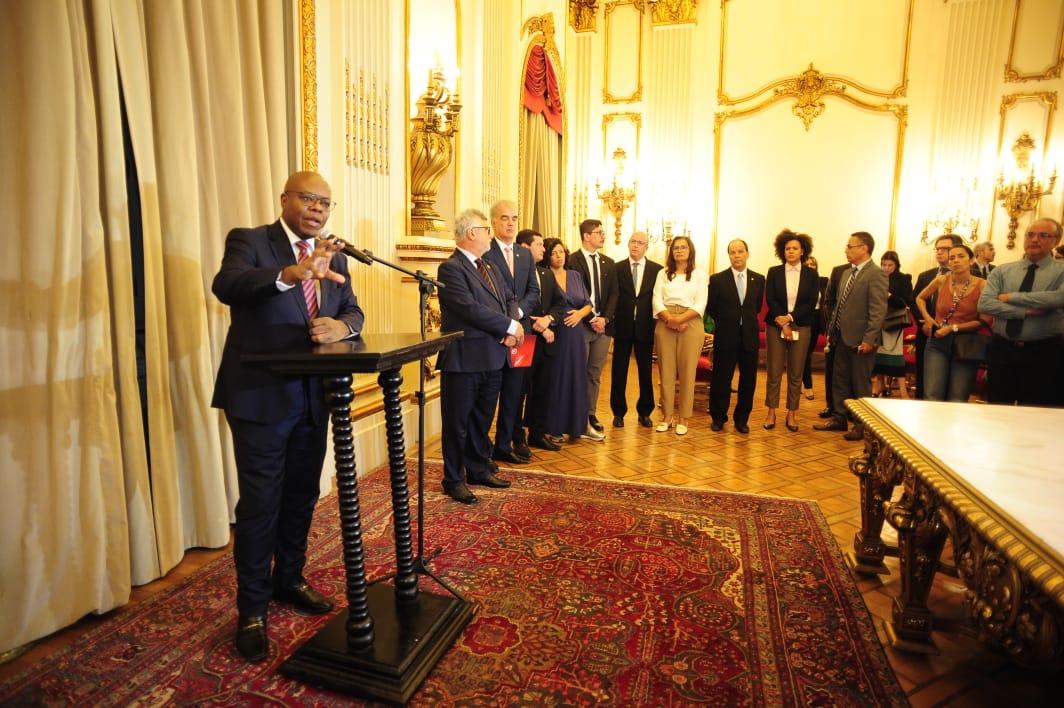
[{"xmin": 652, "ymin": 236, "xmax": 708, "ymax": 436}]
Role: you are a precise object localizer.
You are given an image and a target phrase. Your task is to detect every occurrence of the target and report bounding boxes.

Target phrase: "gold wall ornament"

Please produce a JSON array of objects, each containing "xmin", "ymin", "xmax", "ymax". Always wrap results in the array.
[
  {"xmin": 774, "ymin": 64, "xmax": 848, "ymax": 131},
  {"xmin": 995, "ymin": 132, "xmax": 1058, "ymax": 250},
  {"xmin": 603, "ymin": 1, "xmax": 643, "ymax": 104},
  {"xmin": 718, "ymin": 0, "xmax": 913, "ymax": 105},
  {"xmin": 408, "ymin": 68, "xmax": 461, "ymax": 234},
  {"xmin": 1004, "ymin": 0, "xmax": 1064, "ymax": 83},
  {"xmin": 299, "ymin": 0, "xmax": 318, "ymax": 171},
  {"xmin": 648, "ymin": 0, "xmax": 698, "ymax": 26},
  {"xmin": 569, "ymin": 0, "xmax": 598, "ymax": 32},
  {"xmin": 596, "ymin": 147, "xmax": 637, "ymax": 245}
]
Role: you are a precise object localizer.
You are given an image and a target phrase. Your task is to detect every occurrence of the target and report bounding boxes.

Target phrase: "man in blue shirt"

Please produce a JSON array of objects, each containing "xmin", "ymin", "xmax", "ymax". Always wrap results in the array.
[{"xmin": 977, "ymin": 218, "xmax": 1064, "ymax": 406}]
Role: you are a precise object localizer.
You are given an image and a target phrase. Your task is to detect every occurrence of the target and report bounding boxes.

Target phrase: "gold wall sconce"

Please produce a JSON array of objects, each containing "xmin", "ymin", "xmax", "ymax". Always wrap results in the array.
[
  {"xmin": 596, "ymin": 147, "xmax": 637, "ymax": 245},
  {"xmin": 995, "ymin": 132, "xmax": 1056, "ymax": 249},
  {"xmin": 409, "ymin": 67, "xmax": 461, "ymax": 234}
]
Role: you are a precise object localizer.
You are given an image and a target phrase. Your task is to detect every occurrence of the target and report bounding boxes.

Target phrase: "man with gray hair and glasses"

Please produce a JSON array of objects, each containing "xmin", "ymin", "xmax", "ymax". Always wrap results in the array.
[{"xmin": 977, "ymin": 218, "xmax": 1064, "ymax": 406}]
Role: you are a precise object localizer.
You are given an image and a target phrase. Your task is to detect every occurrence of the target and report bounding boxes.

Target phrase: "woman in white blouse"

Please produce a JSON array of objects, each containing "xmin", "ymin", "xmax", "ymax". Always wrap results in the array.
[{"xmin": 652, "ymin": 236, "xmax": 708, "ymax": 435}]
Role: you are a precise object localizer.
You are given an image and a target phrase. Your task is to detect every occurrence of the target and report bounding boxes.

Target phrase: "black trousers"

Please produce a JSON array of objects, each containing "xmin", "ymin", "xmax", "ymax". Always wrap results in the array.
[
  {"xmin": 609, "ymin": 336, "xmax": 655, "ymax": 418},
  {"xmin": 709, "ymin": 344, "xmax": 758, "ymax": 425},
  {"xmin": 228, "ymin": 397, "xmax": 328, "ymax": 617},
  {"xmin": 986, "ymin": 335, "xmax": 1064, "ymax": 406}
]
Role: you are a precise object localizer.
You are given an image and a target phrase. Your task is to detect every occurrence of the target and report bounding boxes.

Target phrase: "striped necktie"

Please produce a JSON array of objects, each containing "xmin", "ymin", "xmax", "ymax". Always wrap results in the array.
[{"xmin": 296, "ymin": 240, "xmax": 318, "ymax": 318}]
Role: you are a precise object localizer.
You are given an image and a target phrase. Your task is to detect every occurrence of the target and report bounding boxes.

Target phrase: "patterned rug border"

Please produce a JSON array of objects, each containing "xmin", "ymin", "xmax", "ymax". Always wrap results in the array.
[{"xmin": 1, "ymin": 462, "xmax": 906, "ymax": 707}]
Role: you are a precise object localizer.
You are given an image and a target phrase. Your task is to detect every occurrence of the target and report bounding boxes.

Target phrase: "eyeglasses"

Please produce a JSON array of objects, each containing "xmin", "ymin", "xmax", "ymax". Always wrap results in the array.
[
  {"xmin": 286, "ymin": 191, "xmax": 336, "ymax": 210},
  {"xmin": 591, "ymin": 229, "xmax": 605, "ymax": 235},
  {"xmin": 845, "ymin": 243, "xmax": 864, "ymax": 250},
  {"xmin": 629, "ymin": 240, "xmax": 648, "ymax": 246},
  {"xmin": 471, "ymin": 225, "xmax": 492, "ymax": 233},
  {"xmin": 1026, "ymin": 231, "xmax": 1057, "ymax": 240},
  {"xmin": 934, "ymin": 246, "xmax": 951, "ymax": 252}
]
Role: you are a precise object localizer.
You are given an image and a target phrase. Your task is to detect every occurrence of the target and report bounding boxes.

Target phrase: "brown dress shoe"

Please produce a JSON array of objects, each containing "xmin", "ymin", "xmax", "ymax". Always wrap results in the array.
[
  {"xmin": 843, "ymin": 426, "xmax": 865, "ymax": 442},
  {"xmin": 813, "ymin": 419, "xmax": 848, "ymax": 432},
  {"xmin": 443, "ymin": 483, "xmax": 478, "ymax": 504},
  {"xmin": 468, "ymin": 472, "xmax": 511, "ymax": 489}
]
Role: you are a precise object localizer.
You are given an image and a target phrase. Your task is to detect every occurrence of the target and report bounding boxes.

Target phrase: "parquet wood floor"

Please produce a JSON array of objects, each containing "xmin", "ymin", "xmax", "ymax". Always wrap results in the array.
[{"xmin": 2, "ymin": 365, "xmax": 1057, "ymax": 706}]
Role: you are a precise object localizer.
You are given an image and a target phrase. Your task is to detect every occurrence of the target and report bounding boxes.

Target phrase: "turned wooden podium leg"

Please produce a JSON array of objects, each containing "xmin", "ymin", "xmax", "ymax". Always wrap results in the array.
[{"xmin": 280, "ymin": 369, "xmax": 474, "ymax": 703}]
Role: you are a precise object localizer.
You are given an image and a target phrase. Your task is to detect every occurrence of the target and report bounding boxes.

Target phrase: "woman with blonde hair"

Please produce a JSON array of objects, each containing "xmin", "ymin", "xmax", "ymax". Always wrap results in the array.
[{"xmin": 652, "ymin": 236, "xmax": 708, "ymax": 435}]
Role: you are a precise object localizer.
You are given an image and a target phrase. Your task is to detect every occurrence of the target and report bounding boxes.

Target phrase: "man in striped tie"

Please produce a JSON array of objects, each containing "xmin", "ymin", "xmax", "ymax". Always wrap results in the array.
[
  {"xmin": 212, "ymin": 170, "xmax": 364, "ymax": 663},
  {"xmin": 813, "ymin": 231, "xmax": 888, "ymax": 440}
]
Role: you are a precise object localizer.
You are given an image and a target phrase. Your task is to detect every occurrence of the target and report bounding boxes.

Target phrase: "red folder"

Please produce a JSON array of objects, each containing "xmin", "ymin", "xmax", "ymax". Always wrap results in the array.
[{"xmin": 508, "ymin": 335, "xmax": 536, "ymax": 367}]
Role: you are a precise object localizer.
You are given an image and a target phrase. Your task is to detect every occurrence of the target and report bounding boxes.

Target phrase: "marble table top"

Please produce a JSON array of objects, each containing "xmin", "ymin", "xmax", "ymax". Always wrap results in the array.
[{"xmin": 857, "ymin": 398, "xmax": 1064, "ymax": 561}]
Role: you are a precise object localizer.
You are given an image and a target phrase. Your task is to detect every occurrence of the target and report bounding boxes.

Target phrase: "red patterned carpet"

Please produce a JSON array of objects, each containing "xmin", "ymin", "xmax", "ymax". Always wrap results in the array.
[{"xmin": 0, "ymin": 464, "xmax": 906, "ymax": 706}]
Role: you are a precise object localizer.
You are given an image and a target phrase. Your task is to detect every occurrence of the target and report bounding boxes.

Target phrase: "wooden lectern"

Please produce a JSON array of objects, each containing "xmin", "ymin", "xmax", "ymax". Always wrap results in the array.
[{"xmin": 243, "ymin": 332, "xmax": 472, "ymax": 703}]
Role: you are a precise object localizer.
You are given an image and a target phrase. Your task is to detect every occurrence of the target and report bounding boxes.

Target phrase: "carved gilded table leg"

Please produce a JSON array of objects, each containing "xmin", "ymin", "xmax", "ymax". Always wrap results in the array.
[
  {"xmin": 883, "ymin": 479, "xmax": 950, "ymax": 653},
  {"xmin": 847, "ymin": 435, "xmax": 903, "ymax": 575}
]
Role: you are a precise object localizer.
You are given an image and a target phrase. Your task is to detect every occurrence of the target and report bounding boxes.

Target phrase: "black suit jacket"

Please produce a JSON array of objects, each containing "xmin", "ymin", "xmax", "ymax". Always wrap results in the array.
[
  {"xmin": 764, "ymin": 264, "xmax": 820, "ymax": 328},
  {"xmin": 436, "ymin": 250, "xmax": 519, "ymax": 373},
  {"xmin": 483, "ymin": 239, "xmax": 540, "ymax": 333},
  {"xmin": 533, "ymin": 266, "xmax": 566, "ymax": 355},
  {"xmin": 211, "ymin": 221, "xmax": 364, "ymax": 425},
  {"xmin": 970, "ymin": 263, "xmax": 994, "ymax": 279},
  {"xmin": 914, "ymin": 267, "xmax": 945, "ymax": 330},
  {"xmin": 707, "ymin": 268, "xmax": 765, "ymax": 352},
  {"xmin": 609, "ymin": 258, "xmax": 663, "ymax": 341},
  {"xmin": 887, "ymin": 271, "xmax": 914, "ymax": 312},
  {"xmin": 568, "ymin": 249, "xmax": 618, "ymax": 324}
]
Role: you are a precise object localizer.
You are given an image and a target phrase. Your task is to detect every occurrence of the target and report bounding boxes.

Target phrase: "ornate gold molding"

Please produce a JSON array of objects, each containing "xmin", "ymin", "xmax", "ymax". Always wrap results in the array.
[
  {"xmin": 649, "ymin": 0, "xmax": 698, "ymax": 26},
  {"xmin": 718, "ymin": 0, "xmax": 913, "ymax": 105},
  {"xmin": 603, "ymin": 1, "xmax": 643, "ymax": 104},
  {"xmin": 713, "ymin": 81, "xmax": 907, "ymax": 253},
  {"xmin": 1005, "ymin": 0, "xmax": 1064, "ymax": 83},
  {"xmin": 773, "ymin": 64, "xmax": 848, "ymax": 131},
  {"xmin": 569, "ymin": 0, "xmax": 598, "ymax": 33},
  {"xmin": 989, "ymin": 91, "xmax": 1058, "ymax": 243},
  {"xmin": 299, "ymin": 0, "xmax": 318, "ymax": 171},
  {"xmin": 601, "ymin": 111, "xmax": 642, "ymax": 161}
]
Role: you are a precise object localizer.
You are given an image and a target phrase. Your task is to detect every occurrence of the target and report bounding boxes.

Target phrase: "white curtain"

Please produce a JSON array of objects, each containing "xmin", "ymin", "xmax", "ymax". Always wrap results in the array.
[{"xmin": 0, "ymin": 0, "xmax": 288, "ymax": 653}]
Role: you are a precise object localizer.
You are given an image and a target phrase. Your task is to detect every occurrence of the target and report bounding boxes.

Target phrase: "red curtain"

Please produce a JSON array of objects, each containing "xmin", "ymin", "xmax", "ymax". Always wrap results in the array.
[{"xmin": 522, "ymin": 45, "xmax": 563, "ymax": 136}]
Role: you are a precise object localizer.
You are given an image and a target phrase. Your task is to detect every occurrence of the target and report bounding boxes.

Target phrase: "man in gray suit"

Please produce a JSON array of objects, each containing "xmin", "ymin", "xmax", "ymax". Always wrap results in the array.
[{"xmin": 814, "ymin": 231, "xmax": 888, "ymax": 441}]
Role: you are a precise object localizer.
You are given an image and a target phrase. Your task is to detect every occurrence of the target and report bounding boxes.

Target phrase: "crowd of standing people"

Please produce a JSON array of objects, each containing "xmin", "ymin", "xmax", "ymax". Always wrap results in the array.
[
  {"xmin": 432, "ymin": 204, "xmax": 1064, "ymax": 504},
  {"xmin": 210, "ymin": 174, "xmax": 1064, "ymax": 664}
]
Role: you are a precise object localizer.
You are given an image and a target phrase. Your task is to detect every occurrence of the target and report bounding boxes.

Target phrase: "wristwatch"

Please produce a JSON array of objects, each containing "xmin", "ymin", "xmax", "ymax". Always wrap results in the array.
[{"xmin": 951, "ymin": 324, "xmax": 958, "ymax": 333}]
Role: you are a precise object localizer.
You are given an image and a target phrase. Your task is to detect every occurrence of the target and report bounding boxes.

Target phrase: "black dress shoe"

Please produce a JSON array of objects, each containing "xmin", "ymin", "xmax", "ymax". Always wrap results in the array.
[
  {"xmin": 529, "ymin": 435, "xmax": 561, "ymax": 451},
  {"xmin": 612, "ymin": 416, "xmax": 624, "ymax": 428},
  {"xmin": 513, "ymin": 442, "xmax": 532, "ymax": 458},
  {"xmin": 735, "ymin": 423, "xmax": 750, "ymax": 434},
  {"xmin": 588, "ymin": 415, "xmax": 605, "ymax": 432},
  {"xmin": 236, "ymin": 614, "xmax": 268, "ymax": 662},
  {"xmin": 443, "ymin": 483, "xmax": 478, "ymax": 504},
  {"xmin": 638, "ymin": 415, "xmax": 653, "ymax": 428},
  {"xmin": 468, "ymin": 472, "xmax": 511, "ymax": 489},
  {"xmin": 813, "ymin": 419, "xmax": 848, "ymax": 432},
  {"xmin": 492, "ymin": 450, "xmax": 529, "ymax": 465},
  {"xmin": 273, "ymin": 582, "xmax": 334, "ymax": 615},
  {"xmin": 710, "ymin": 421, "xmax": 724, "ymax": 432},
  {"xmin": 818, "ymin": 407, "xmax": 834, "ymax": 419}
]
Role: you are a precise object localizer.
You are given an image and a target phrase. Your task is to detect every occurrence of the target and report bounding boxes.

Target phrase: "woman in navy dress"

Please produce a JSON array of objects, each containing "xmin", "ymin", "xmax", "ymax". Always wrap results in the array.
[{"xmin": 540, "ymin": 238, "xmax": 594, "ymax": 441}]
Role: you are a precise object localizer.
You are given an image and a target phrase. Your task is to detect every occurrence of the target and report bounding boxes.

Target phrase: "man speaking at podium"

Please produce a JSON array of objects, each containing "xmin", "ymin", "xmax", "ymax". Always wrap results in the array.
[{"xmin": 212, "ymin": 170, "xmax": 364, "ymax": 662}]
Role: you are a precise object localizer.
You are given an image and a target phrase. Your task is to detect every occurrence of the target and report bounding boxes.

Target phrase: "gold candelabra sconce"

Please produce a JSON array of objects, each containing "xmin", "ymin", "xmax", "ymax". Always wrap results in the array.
[
  {"xmin": 920, "ymin": 178, "xmax": 980, "ymax": 246},
  {"xmin": 596, "ymin": 147, "xmax": 637, "ymax": 245},
  {"xmin": 646, "ymin": 215, "xmax": 689, "ymax": 245},
  {"xmin": 409, "ymin": 67, "xmax": 461, "ymax": 234},
  {"xmin": 995, "ymin": 132, "xmax": 1057, "ymax": 250}
]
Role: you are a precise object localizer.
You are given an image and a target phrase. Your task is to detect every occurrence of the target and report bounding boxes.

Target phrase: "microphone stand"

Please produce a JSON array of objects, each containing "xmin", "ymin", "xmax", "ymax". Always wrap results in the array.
[{"xmin": 351, "ymin": 247, "xmax": 464, "ymax": 600}]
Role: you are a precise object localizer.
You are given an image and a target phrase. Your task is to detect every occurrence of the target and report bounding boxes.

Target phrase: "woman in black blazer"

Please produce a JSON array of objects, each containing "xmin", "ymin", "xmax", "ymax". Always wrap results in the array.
[{"xmin": 762, "ymin": 229, "xmax": 819, "ymax": 432}]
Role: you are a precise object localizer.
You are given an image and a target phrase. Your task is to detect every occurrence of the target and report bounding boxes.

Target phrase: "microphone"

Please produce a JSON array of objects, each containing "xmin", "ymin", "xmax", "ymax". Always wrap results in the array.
[{"xmin": 319, "ymin": 230, "xmax": 374, "ymax": 265}]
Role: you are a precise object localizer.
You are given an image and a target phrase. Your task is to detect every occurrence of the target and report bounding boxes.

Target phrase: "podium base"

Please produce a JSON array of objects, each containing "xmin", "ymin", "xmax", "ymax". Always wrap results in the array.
[{"xmin": 280, "ymin": 583, "xmax": 475, "ymax": 703}]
